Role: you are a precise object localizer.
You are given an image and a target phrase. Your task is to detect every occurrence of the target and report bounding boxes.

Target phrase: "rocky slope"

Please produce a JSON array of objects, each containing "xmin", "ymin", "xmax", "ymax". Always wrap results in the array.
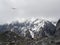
[{"xmin": 0, "ymin": 19, "xmax": 59, "ymax": 45}]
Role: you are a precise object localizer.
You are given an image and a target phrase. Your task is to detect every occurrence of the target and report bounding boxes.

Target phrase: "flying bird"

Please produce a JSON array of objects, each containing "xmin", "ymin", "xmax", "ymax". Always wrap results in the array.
[{"xmin": 12, "ymin": 8, "xmax": 16, "ymax": 10}]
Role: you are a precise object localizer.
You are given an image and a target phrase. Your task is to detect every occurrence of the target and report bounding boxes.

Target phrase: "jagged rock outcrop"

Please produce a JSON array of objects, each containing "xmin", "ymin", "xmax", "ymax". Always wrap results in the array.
[
  {"xmin": 25, "ymin": 30, "xmax": 33, "ymax": 39},
  {"xmin": 34, "ymin": 20, "xmax": 56, "ymax": 39},
  {"xmin": 55, "ymin": 19, "xmax": 60, "ymax": 37},
  {"xmin": 54, "ymin": 19, "xmax": 60, "ymax": 45},
  {"xmin": 43, "ymin": 21, "xmax": 56, "ymax": 37}
]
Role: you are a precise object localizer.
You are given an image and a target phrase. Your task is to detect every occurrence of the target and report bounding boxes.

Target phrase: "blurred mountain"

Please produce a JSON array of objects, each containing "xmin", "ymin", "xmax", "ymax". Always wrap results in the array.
[
  {"xmin": 0, "ymin": 18, "xmax": 59, "ymax": 45},
  {"xmin": 0, "ymin": 19, "xmax": 56, "ymax": 38}
]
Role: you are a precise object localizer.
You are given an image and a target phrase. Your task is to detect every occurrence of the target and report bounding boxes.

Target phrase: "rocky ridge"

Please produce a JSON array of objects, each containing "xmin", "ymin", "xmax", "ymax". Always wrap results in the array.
[{"xmin": 0, "ymin": 19, "xmax": 59, "ymax": 45}]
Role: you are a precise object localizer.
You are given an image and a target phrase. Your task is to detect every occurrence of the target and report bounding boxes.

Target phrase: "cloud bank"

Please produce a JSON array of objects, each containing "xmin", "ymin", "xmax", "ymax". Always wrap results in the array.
[{"xmin": 0, "ymin": 0, "xmax": 60, "ymax": 24}]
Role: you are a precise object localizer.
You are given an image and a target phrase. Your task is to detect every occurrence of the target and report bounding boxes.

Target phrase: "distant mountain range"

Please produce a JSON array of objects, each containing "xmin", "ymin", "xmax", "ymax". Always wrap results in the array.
[
  {"xmin": 0, "ymin": 18, "xmax": 60, "ymax": 45},
  {"xmin": 0, "ymin": 19, "xmax": 56, "ymax": 38}
]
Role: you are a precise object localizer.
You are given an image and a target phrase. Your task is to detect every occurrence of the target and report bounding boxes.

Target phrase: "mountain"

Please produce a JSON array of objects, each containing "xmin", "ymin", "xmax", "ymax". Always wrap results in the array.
[
  {"xmin": 0, "ymin": 18, "xmax": 58, "ymax": 45},
  {"xmin": 0, "ymin": 19, "xmax": 56, "ymax": 38}
]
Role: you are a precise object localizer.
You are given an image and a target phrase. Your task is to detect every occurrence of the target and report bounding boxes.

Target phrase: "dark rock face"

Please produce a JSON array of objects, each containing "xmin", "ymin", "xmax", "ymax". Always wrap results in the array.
[
  {"xmin": 56, "ymin": 19, "xmax": 60, "ymax": 30},
  {"xmin": 38, "ymin": 21, "xmax": 56, "ymax": 38},
  {"xmin": 44, "ymin": 21, "xmax": 56, "ymax": 36},
  {"xmin": 25, "ymin": 30, "xmax": 32, "ymax": 39},
  {"xmin": 55, "ymin": 19, "xmax": 60, "ymax": 36},
  {"xmin": 54, "ymin": 19, "xmax": 60, "ymax": 45},
  {"xmin": 33, "ymin": 21, "xmax": 56, "ymax": 39}
]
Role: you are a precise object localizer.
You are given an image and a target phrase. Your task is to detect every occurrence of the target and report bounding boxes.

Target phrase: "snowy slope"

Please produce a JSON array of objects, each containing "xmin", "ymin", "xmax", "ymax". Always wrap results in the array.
[{"xmin": 0, "ymin": 18, "xmax": 56, "ymax": 38}]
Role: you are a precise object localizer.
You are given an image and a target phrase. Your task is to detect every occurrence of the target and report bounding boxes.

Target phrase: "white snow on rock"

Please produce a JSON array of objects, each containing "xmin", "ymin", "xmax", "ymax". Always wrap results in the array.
[{"xmin": 5, "ymin": 18, "xmax": 56, "ymax": 38}]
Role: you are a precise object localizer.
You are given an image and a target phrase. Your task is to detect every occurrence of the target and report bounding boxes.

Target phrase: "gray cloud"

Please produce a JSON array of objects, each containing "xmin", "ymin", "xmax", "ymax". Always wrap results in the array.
[{"xmin": 0, "ymin": 0, "xmax": 60, "ymax": 24}]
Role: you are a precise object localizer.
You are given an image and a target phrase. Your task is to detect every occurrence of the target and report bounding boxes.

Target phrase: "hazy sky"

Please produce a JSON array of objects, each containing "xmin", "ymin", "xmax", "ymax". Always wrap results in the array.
[{"xmin": 0, "ymin": 0, "xmax": 60, "ymax": 24}]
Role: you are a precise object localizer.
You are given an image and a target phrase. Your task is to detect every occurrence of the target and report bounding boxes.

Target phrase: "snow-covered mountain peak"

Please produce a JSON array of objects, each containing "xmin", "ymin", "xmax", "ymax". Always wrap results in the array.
[{"xmin": 0, "ymin": 18, "xmax": 56, "ymax": 38}]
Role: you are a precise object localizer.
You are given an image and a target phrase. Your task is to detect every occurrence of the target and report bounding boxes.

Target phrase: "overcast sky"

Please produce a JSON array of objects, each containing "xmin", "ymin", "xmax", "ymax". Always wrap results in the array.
[{"xmin": 0, "ymin": 0, "xmax": 60, "ymax": 24}]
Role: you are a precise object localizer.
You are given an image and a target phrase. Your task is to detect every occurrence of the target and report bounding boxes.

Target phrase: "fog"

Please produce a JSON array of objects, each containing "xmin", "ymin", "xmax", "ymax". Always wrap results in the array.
[{"xmin": 0, "ymin": 0, "xmax": 60, "ymax": 24}]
